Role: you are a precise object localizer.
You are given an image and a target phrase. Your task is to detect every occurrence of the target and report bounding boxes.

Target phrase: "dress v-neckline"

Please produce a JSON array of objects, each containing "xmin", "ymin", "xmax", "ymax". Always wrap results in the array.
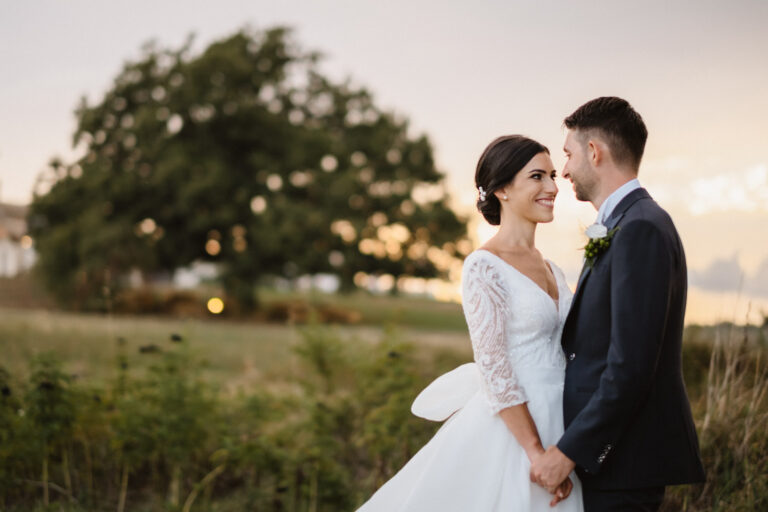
[{"xmin": 476, "ymin": 249, "xmax": 561, "ymax": 313}]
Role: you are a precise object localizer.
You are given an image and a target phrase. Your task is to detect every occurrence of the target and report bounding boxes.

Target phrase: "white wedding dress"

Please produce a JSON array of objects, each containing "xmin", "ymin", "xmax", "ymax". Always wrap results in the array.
[{"xmin": 358, "ymin": 249, "xmax": 583, "ymax": 511}]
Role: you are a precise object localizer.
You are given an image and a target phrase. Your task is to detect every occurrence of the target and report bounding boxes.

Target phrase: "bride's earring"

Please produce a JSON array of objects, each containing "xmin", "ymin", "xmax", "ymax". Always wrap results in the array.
[{"xmin": 503, "ymin": 195, "xmax": 508, "ymax": 200}]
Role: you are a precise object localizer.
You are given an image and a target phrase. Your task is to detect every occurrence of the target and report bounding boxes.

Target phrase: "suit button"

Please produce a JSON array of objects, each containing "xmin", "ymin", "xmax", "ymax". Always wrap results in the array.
[{"xmin": 568, "ymin": 353, "xmax": 576, "ymax": 361}]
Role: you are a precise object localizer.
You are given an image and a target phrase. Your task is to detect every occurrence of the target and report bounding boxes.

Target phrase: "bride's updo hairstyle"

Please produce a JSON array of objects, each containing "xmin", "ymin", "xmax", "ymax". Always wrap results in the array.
[{"xmin": 474, "ymin": 135, "xmax": 549, "ymax": 225}]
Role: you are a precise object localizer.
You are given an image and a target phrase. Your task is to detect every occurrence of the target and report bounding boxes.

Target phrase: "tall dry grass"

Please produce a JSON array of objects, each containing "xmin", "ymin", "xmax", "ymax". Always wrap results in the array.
[{"xmin": 663, "ymin": 322, "xmax": 768, "ymax": 511}]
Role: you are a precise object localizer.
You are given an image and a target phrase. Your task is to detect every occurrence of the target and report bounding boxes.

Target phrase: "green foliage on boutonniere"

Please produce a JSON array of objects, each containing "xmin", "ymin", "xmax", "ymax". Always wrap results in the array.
[{"xmin": 583, "ymin": 225, "xmax": 620, "ymax": 269}]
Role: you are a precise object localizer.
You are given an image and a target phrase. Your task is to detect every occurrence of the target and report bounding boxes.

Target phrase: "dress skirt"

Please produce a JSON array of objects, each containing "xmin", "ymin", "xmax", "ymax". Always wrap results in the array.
[{"xmin": 357, "ymin": 363, "xmax": 583, "ymax": 511}]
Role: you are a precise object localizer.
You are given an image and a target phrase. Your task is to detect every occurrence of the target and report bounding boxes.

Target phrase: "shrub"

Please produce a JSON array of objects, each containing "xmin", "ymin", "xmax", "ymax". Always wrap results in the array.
[{"xmin": 0, "ymin": 324, "xmax": 764, "ymax": 511}]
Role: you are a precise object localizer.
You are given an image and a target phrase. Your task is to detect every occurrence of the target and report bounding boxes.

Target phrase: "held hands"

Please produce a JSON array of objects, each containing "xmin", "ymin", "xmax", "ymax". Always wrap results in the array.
[
  {"xmin": 529, "ymin": 445, "xmax": 576, "ymax": 506},
  {"xmin": 550, "ymin": 477, "xmax": 573, "ymax": 507}
]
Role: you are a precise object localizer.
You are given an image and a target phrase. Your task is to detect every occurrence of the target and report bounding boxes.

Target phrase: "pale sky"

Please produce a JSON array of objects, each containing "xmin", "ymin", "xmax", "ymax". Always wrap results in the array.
[{"xmin": 1, "ymin": 0, "xmax": 767, "ymax": 323}]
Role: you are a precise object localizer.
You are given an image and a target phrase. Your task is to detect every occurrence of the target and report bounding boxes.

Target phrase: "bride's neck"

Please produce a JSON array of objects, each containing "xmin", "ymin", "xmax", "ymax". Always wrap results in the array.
[{"xmin": 490, "ymin": 217, "xmax": 537, "ymax": 252}]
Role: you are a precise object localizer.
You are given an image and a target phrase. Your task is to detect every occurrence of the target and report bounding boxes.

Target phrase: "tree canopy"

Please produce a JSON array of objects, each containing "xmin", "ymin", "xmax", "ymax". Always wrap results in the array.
[{"xmin": 29, "ymin": 27, "xmax": 470, "ymax": 311}]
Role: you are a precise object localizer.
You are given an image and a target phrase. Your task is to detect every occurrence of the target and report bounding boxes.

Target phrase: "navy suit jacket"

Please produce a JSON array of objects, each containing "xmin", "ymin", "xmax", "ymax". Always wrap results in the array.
[{"xmin": 558, "ymin": 188, "xmax": 706, "ymax": 489}]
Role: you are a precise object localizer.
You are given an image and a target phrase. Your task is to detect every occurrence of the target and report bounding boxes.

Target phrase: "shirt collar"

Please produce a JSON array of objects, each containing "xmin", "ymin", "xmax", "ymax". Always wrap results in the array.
[{"xmin": 596, "ymin": 178, "xmax": 641, "ymax": 224}]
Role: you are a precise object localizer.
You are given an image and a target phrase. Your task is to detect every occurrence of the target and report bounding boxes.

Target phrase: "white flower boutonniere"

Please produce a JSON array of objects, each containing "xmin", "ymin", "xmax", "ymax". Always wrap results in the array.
[{"xmin": 583, "ymin": 223, "xmax": 620, "ymax": 268}]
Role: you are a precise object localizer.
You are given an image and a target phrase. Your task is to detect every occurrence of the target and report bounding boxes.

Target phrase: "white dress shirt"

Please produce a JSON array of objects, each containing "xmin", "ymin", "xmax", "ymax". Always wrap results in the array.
[{"xmin": 596, "ymin": 178, "xmax": 641, "ymax": 224}]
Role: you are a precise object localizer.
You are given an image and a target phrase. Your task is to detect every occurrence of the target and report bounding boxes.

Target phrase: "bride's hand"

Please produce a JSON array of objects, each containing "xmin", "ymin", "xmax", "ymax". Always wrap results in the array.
[
  {"xmin": 526, "ymin": 444, "xmax": 545, "ymax": 465},
  {"xmin": 549, "ymin": 477, "xmax": 573, "ymax": 507}
]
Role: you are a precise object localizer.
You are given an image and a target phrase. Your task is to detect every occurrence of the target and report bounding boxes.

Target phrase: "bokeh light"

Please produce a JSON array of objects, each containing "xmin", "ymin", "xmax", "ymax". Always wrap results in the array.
[
  {"xmin": 205, "ymin": 239, "xmax": 221, "ymax": 256},
  {"xmin": 385, "ymin": 148, "xmax": 402, "ymax": 164},
  {"xmin": 207, "ymin": 297, "xmax": 224, "ymax": 314},
  {"xmin": 350, "ymin": 151, "xmax": 367, "ymax": 166},
  {"xmin": 139, "ymin": 218, "xmax": 156, "ymax": 235},
  {"xmin": 250, "ymin": 196, "xmax": 267, "ymax": 214},
  {"xmin": 266, "ymin": 174, "xmax": 283, "ymax": 191},
  {"xmin": 166, "ymin": 114, "xmax": 183, "ymax": 134},
  {"xmin": 328, "ymin": 251, "xmax": 345, "ymax": 267},
  {"xmin": 330, "ymin": 219, "xmax": 357, "ymax": 243},
  {"xmin": 320, "ymin": 155, "xmax": 338, "ymax": 172}
]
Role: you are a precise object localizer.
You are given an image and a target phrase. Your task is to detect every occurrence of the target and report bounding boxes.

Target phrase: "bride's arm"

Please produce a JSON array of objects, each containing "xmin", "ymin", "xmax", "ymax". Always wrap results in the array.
[
  {"xmin": 499, "ymin": 407, "xmax": 573, "ymax": 502},
  {"xmin": 498, "ymin": 405, "xmax": 544, "ymax": 462},
  {"xmin": 462, "ymin": 256, "xmax": 541, "ymax": 460},
  {"xmin": 462, "ymin": 257, "xmax": 526, "ymax": 406},
  {"xmin": 463, "ymin": 256, "xmax": 573, "ymax": 501}
]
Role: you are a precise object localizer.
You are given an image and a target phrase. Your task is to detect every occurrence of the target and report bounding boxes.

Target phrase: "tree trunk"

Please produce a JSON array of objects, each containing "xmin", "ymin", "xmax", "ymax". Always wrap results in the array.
[
  {"xmin": 338, "ymin": 271, "xmax": 357, "ymax": 294},
  {"xmin": 223, "ymin": 273, "xmax": 258, "ymax": 314}
]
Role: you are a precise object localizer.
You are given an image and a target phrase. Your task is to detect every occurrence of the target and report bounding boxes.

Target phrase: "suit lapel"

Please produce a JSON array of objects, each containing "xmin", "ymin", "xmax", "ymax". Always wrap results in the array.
[
  {"xmin": 575, "ymin": 262, "xmax": 591, "ymax": 295},
  {"xmin": 605, "ymin": 209, "xmax": 626, "ymax": 231},
  {"xmin": 565, "ymin": 188, "xmax": 651, "ymax": 325}
]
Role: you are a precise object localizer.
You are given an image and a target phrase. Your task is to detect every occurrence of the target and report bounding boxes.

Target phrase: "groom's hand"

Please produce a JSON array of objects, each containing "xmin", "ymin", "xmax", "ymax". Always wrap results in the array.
[{"xmin": 529, "ymin": 445, "xmax": 576, "ymax": 494}]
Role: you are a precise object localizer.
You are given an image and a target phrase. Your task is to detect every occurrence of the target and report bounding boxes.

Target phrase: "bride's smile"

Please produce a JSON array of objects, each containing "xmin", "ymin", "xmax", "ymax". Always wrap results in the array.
[{"xmin": 494, "ymin": 151, "xmax": 559, "ymax": 225}]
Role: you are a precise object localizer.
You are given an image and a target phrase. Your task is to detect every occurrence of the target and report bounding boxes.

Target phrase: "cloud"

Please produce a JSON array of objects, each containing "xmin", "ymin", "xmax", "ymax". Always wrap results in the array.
[
  {"xmin": 690, "ymin": 254, "xmax": 745, "ymax": 293},
  {"xmin": 690, "ymin": 254, "xmax": 768, "ymax": 298},
  {"xmin": 687, "ymin": 164, "xmax": 768, "ymax": 215},
  {"xmin": 747, "ymin": 257, "xmax": 768, "ymax": 298}
]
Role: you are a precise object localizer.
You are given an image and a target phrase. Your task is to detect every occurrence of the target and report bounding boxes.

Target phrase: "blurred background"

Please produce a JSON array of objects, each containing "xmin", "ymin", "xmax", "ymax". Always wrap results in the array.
[
  {"xmin": 2, "ymin": 0, "xmax": 767, "ymax": 321},
  {"xmin": 0, "ymin": 1, "xmax": 766, "ymax": 511}
]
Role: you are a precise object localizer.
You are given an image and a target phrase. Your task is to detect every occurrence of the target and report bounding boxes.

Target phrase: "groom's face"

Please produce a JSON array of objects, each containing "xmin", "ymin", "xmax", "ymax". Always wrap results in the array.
[{"xmin": 562, "ymin": 129, "xmax": 597, "ymax": 202}]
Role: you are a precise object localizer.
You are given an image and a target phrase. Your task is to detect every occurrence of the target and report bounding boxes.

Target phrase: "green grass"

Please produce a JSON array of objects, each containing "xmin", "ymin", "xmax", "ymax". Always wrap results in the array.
[
  {"xmin": 0, "ymin": 305, "xmax": 471, "ymax": 394},
  {"xmin": 257, "ymin": 287, "xmax": 469, "ymax": 331},
  {"xmin": 2, "ymin": 290, "xmax": 764, "ymax": 397},
  {"xmin": 0, "ymin": 300, "xmax": 766, "ymax": 510}
]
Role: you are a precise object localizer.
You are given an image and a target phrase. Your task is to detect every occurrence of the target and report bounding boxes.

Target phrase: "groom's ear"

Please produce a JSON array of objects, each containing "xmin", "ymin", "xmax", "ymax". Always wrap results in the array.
[{"xmin": 587, "ymin": 139, "xmax": 603, "ymax": 167}]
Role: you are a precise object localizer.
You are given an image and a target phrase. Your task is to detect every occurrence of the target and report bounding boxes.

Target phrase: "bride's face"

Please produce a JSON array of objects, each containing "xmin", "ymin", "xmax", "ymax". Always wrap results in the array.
[{"xmin": 496, "ymin": 152, "xmax": 558, "ymax": 224}]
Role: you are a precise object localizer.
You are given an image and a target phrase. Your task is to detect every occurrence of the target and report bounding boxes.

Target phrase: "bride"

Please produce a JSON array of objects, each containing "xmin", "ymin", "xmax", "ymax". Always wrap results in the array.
[{"xmin": 357, "ymin": 135, "xmax": 583, "ymax": 511}]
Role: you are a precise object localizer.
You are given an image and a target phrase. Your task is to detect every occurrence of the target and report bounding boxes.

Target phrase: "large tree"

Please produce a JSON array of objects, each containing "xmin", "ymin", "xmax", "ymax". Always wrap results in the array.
[{"xmin": 29, "ymin": 27, "xmax": 470, "ymax": 311}]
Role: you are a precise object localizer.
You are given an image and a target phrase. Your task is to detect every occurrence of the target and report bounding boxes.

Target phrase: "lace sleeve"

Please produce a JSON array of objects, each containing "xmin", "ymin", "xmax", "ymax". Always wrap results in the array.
[{"xmin": 461, "ymin": 255, "xmax": 527, "ymax": 414}]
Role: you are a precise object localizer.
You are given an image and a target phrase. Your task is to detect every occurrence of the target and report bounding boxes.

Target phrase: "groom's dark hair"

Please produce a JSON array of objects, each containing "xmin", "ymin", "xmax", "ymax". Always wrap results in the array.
[{"xmin": 564, "ymin": 97, "xmax": 647, "ymax": 171}]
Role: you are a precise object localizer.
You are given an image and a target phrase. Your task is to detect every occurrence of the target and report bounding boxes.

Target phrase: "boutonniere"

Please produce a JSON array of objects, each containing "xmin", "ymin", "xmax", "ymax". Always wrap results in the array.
[{"xmin": 583, "ymin": 223, "xmax": 620, "ymax": 268}]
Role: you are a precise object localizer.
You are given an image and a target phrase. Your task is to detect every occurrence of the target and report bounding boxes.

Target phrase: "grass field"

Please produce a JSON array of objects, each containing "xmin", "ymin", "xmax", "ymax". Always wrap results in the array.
[
  {"xmin": 1, "ymin": 291, "xmax": 766, "ymax": 511},
  {"xmin": 0, "ymin": 297, "xmax": 472, "ymax": 395},
  {"xmin": 259, "ymin": 288, "xmax": 469, "ymax": 332},
  {"xmin": 1, "ymin": 289, "xmax": 763, "ymax": 394}
]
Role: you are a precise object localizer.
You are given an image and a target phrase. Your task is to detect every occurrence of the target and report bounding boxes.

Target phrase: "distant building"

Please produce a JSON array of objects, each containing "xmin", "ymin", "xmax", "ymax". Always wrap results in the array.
[{"xmin": 0, "ymin": 203, "xmax": 36, "ymax": 277}]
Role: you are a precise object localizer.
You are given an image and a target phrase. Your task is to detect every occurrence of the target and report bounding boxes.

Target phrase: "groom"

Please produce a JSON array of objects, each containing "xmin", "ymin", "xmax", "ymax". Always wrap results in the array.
[{"xmin": 530, "ymin": 97, "xmax": 705, "ymax": 511}]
